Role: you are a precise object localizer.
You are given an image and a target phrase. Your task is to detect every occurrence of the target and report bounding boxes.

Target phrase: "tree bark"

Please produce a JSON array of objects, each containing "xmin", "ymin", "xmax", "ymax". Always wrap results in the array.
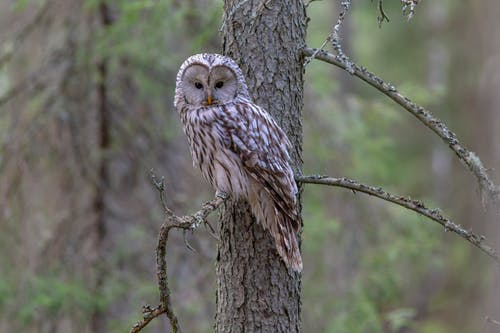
[
  {"xmin": 90, "ymin": 3, "xmax": 113, "ymax": 332},
  {"xmin": 216, "ymin": 1, "xmax": 307, "ymax": 332}
]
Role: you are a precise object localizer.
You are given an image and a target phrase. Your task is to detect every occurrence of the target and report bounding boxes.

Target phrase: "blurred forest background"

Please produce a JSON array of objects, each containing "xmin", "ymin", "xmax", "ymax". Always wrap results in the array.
[{"xmin": 0, "ymin": 0, "xmax": 499, "ymax": 332}]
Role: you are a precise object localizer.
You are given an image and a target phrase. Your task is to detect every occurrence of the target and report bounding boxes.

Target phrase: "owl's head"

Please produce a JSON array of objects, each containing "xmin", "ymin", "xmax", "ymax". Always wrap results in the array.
[{"xmin": 174, "ymin": 53, "xmax": 250, "ymax": 109}]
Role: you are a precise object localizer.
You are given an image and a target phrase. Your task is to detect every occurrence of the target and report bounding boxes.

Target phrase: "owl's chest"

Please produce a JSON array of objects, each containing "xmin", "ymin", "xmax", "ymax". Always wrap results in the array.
[
  {"xmin": 181, "ymin": 108, "xmax": 248, "ymax": 194},
  {"xmin": 183, "ymin": 108, "xmax": 222, "ymax": 141},
  {"xmin": 181, "ymin": 108, "xmax": 227, "ymax": 163}
]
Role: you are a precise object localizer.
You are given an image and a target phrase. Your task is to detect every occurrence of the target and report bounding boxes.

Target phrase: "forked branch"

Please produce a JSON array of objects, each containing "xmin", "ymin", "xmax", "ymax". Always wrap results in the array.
[
  {"xmin": 302, "ymin": 47, "xmax": 500, "ymax": 207},
  {"xmin": 297, "ymin": 175, "xmax": 500, "ymax": 265},
  {"xmin": 129, "ymin": 174, "xmax": 227, "ymax": 333},
  {"xmin": 372, "ymin": 0, "xmax": 389, "ymax": 27}
]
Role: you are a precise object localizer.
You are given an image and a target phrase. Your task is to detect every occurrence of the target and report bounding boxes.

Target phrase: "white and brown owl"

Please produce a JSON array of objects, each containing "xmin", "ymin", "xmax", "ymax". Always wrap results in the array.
[{"xmin": 174, "ymin": 53, "xmax": 302, "ymax": 272}]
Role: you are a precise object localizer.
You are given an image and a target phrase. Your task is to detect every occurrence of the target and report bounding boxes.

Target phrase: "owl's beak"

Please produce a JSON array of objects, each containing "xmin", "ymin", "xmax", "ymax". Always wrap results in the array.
[{"xmin": 206, "ymin": 95, "xmax": 213, "ymax": 105}]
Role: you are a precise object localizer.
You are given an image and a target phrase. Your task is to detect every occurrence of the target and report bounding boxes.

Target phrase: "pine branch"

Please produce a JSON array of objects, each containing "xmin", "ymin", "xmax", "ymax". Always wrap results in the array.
[
  {"xmin": 302, "ymin": 47, "xmax": 500, "ymax": 207},
  {"xmin": 130, "ymin": 174, "xmax": 227, "ymax": 333},
  {"xmin": 297, "ymin": 175, "xmax": 500, "ymax": 265}
]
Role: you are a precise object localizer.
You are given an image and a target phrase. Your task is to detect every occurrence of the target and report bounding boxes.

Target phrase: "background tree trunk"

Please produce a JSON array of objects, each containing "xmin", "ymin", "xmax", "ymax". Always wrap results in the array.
[{"xmin": 216, "ymin": 1, "xmax": 307, "ymax": 332}]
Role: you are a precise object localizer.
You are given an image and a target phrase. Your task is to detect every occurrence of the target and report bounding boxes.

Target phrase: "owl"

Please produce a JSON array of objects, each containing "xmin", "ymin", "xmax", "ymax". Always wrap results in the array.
[{"xmin": 174, "ymin": 53, "xmax": 302, "ymax": 272}]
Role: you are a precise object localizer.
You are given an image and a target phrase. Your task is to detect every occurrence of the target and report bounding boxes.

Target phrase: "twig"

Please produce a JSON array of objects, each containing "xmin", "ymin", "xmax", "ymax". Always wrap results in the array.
[
  {"xmin": 372, "ymin": 0, "xmax": 390, "ymax": 27},
  {"xmin": 305, "ymin": 0, "xmax": 352, "ymax": 69},
  {"xmin": 486, "ymin": 316, "xmax": 500, "ymax": 327},
  {"xmin": 401, "ymin": 0, "xmax": 421, "ymax": 21},
  {"xmin": 130, "ymin": 304, "xmax": 167, "ymax": 333},
  {"xmin": 302, "ymin": 47, "xmax": 500, "ymax": 207},
  {"xmin": 130, "ymin": 174, "xmax": 227, "ymax": 333},
  {"xmin": 331, "ymin": 0, "xmax": 353, "ymax": 73},
  {"xmin": 304, "ymin": 36, "xmax": 331, "ymax": 67},
  {"xmin": 150, "ymin": 170, "xmax": 173, "ymax": 216},
  {"xmin": 297, "ymin": 175, "xmax": 500, "ymax": 265}
]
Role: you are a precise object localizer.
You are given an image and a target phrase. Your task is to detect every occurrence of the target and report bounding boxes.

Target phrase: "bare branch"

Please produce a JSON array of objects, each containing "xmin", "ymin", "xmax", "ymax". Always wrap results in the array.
[
  {"xmin": 486, "ymin": 316, "xmax": 500, "ymax": 327},
  {"xmin": 401, "ymin": 0, "xmax": 421, "ymax": 20},
  {"xmin": 331, "ymin": 0, "xmax": 351, "ymax": 61},
  {"xmin": 305, "ymin": 0, "xmax": 352, "ymax": 68},
  {"xmin": 130, "ymin": 176, "xmax": 227, "ymax": 333},
  {"xmin": 372, "ymin": 0, "xmax": 390, "ymax": 27},
  {"xmin": 130, "ymin": 304, "xmax": 167, "ymax": 333},
  {"xmin": 302, "ymin": 47, "xmax": 500, "ymax": 207},
  {"xmin": 303, "ymin": 36, "xmax": 331, "ymax": 67},
  {"xmin": 297, "ymin": 175, "xmax": 500, "ymax": 265}
]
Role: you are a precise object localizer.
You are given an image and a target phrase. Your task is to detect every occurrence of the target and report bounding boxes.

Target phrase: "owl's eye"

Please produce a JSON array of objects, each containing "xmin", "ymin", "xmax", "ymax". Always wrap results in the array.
[
  {"xmin": 215, "ymin": 81, "xmax": 224, "ymax": 89},
  {"xmin": 194, "ymin": 82, "xmax": 203, "ymax": 89}
]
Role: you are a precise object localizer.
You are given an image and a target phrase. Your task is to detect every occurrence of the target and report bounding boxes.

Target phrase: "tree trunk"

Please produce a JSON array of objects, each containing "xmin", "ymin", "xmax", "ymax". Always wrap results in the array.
[
  {"xmin": 216, "ymin": 1, "xmax": 307, "ymax": 332},
  {"xmin": 90, "ymin": 3, "xmax": 113, "ymax": 332}
]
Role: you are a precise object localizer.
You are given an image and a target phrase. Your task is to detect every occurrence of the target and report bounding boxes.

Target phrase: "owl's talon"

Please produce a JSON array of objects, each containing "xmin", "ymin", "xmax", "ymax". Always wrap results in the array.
[
  {"xmin": 201, "ymin": 192, "xmax": 228, "ymax": 210},
  {"xmin": 202, "ymin": 201, "xmax": 216, "ymax": 210},
  {"xmin": 193, "ymin": 212, "xmax": 204, "ymax": 229},
  {"xmin": 215, "ymin": 191, "xmax": 229, "ymax": 200}
]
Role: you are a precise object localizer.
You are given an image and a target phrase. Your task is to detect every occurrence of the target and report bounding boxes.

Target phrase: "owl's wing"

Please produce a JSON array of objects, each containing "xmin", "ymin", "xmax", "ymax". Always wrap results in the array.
[{"xmin": 220, "ymin": 102, "xmax": 299, "ymax": 228}]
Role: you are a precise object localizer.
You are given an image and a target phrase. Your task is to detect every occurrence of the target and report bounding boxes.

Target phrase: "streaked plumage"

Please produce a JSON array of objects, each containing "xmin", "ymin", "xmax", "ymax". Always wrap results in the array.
[{"xmin": 174, "ymin": 53, "xmax": 302, "ymax": 271}]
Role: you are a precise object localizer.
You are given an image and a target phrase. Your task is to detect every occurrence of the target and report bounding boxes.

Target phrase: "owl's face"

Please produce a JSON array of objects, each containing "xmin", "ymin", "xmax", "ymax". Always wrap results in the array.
[
  {"xmin": 180, "ymin": 64, "xmax": 238, "ymax": 107},
  {"xmin": 175, "ymin": 54, "xmax": 250, "ymax": 110}
]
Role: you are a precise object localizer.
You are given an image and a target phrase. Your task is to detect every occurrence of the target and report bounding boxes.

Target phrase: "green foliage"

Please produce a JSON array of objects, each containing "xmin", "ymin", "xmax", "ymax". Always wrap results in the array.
[
  {"xmin": 302, "ymin": 188, "xmax": 341, "ymax": 254},
  {"xmin": 0, "ymin": 70, "xmax": 8, "ymax": 96},
  {"xmin": 12, "ymin": 0, "xmax": 32, "ymax": 11},
  {"xmin": 15, "ymin": 275, "xmax": 97, "ymax": 325},
  {"xmin": 325, "ymin": 292, "xmax": 384, "ymax": 333},
  {"xmin": 386, "ymin": 308, "xmax": 416, "ymax": 331},
  {"xmin": 303, "ymin": 199, "xmax": 441, "ymax": 332},
  {"xmin": 419, "ymin": 320, "xmax": 452, "ymax": 333},
  {"xmin": 0, "ymin": 278, "xmax": 12, "ymax": 310},
  {"xmin": 1, "ymin": 268, "xmax": 153, "ymax": 331}
]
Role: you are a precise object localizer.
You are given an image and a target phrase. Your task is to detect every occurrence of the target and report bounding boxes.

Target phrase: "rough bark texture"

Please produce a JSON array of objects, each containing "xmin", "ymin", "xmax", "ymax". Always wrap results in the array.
[{"xmin": 216, "ymin": 1, "xmax": 307, "ymax": 332}]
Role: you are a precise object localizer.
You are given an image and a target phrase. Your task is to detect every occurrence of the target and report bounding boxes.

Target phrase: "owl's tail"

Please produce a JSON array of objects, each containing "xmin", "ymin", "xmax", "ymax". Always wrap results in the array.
[
  {"xmin": 249, "ymin": 190, "xmax": 303, "ymax": 272},
  {"xmin": 271, "ymin": 210, "xmax": 303, "ymax": 272}
]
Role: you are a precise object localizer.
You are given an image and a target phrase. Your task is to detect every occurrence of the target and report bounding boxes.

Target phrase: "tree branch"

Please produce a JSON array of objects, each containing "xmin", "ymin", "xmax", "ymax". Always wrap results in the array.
[
  {"xmin": 372, "ymin": 0, "xmax": 389, "ymax": 27},
  {"xmin": 297, "ymin": 175, "xmax": 500, "ymax": 265},
  {"xmin": 302, "ymin": 47, "xmax": 500, "ymax": 207},
  {"xmin": 0, "ymin": 1, "xmax": 50, "ymax": 69},
  {"xmin": 486, "ymin": 316, "xmax": 500, "ymax": 327},
  {"xmin": 401, "ymin": 0, "xmax": 421, "ymax": 20},
  {"xmin": 130, "ymin": 174, "xmax": 227, "ymax": 333},
  {"xmin": 304, "ymin": 0, "xmax": 352, "ymax": 68}
]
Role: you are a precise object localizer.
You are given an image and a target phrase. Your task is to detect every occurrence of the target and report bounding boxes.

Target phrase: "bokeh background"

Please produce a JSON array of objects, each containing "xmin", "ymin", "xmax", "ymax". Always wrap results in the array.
[{"xmin": 0, "ymin": 0, "xmax": 499, "ymax": 332}]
